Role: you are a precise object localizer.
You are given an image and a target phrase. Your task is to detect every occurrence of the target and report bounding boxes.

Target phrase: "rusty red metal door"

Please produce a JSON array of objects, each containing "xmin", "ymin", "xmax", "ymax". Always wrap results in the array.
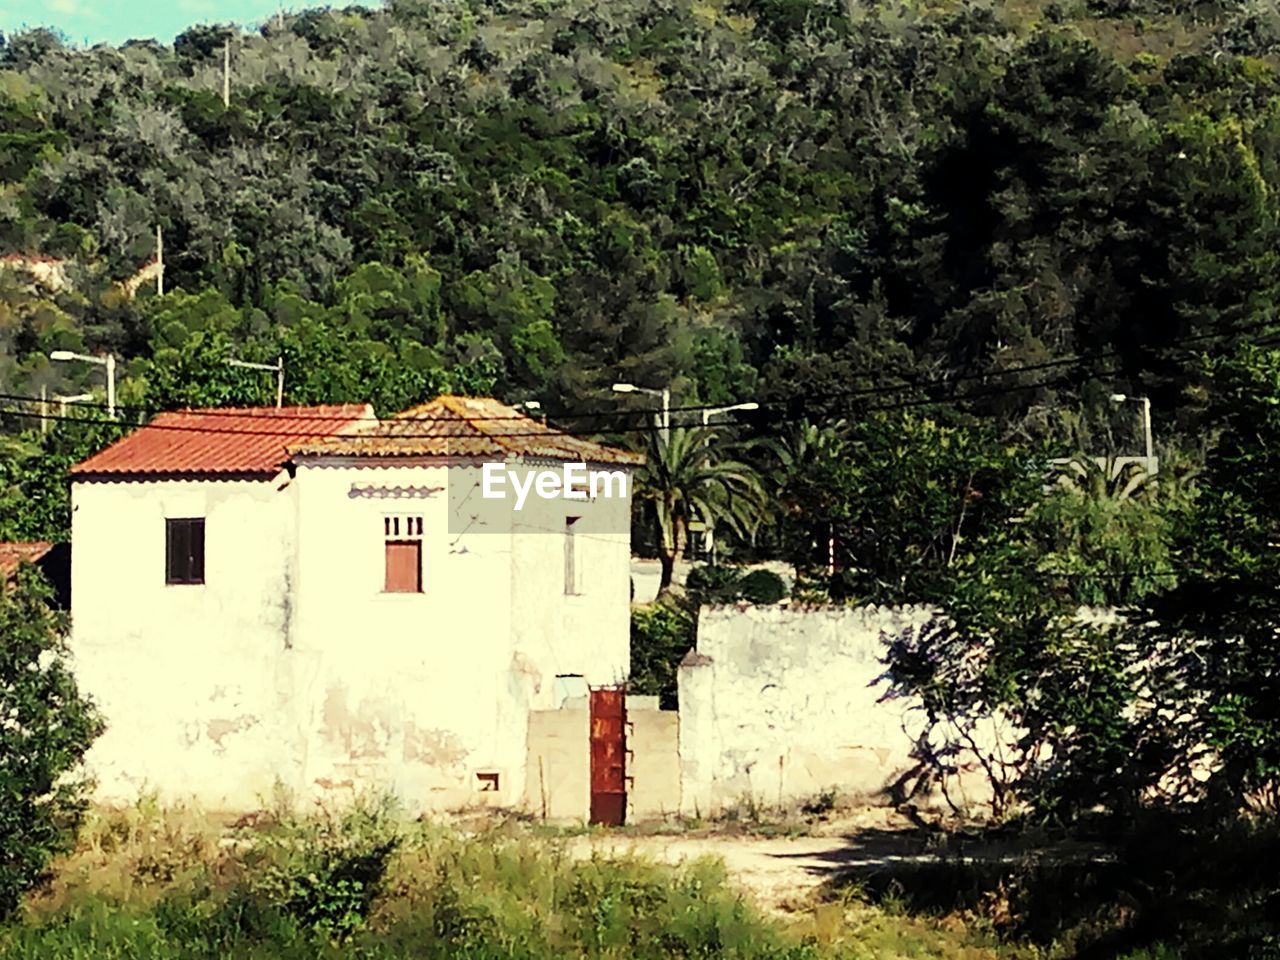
[{"xmin": 589, "ymin": 687, "xmax": 627, "ymax": 826}]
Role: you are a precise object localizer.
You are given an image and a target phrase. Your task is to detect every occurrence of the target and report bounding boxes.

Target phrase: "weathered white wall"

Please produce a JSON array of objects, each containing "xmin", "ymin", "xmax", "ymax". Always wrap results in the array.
[
  {"xmin": 678, "ymin": 604, "xmax": 999, "ymax": 816},
  {"xmin": 70, "ymin": 476, "xmax": 302, "ymax": 809},
  {"xmin": 70, "ymin": 459, "xmax": 632, "ymax": 814},
  {"xmin": 289, "ymin": 460, "xmax": 631, "ymax": 811}
]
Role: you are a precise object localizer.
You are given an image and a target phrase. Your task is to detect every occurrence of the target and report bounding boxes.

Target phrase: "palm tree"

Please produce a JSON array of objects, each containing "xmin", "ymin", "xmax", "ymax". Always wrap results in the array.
[
  {"xmin": 760, "ymin": 419, "xmax": 848, "ymax": 488},
  {"xmin": 1054, "ymin": 455, "xmax": 1153, "ymax": 502},
  {"xmin": 759, "ymin": 420, "xmax": 848, "ymax": 577},
  {"xmin": 634, "ymin": 425, "xmax": 767, "ymax": 594}
]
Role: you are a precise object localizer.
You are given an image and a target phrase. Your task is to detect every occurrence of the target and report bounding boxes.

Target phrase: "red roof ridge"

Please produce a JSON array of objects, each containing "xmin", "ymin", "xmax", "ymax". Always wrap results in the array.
[
  {"xmin": 157, "ymin": 403, "xmax": 373, "ymax": 417},
  {"xmin": 71, "ymin": 404, "xmax": 377, "ymax": 479}
]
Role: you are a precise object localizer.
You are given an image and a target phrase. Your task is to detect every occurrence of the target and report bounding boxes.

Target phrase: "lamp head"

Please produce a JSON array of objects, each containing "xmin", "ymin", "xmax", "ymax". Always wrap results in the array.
[
  {"xmin": 49, "ymin": 350, "xmax": 76, "ymax": 362},
  {"xmin": 1109, "ymin": 393, "xmax": 1127, "ymax": 403},
  {"xmin": 611, "ymin": 383, "xmax": 637, "ymax": 394}
]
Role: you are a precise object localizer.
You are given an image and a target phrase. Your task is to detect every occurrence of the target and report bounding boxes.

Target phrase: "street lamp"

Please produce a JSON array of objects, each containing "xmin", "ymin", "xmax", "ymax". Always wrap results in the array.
[
  {"xmin": 50, "ymin": 350, "xmax": 115, "ymax": 418},
  {"xmin": 701, "ymin": 401, "xmax": 760, "ymax": 426},
  {"xmin": 1110, "ymin": 393, "xmax": 1155, "ymax": 476},
  {"xmin": 41, "ymin": 392, "xmax": 93, "ymax": 434},
  {"xmin": 54, "ymin": 393, "xmax": 94, "ymax": 417},
  {"xmin": 612, "ymin": 382, "xmax": 670, "ymax": 442},
  {"xmin": 226, "ymin": 355, "xmax": 284, "ymax": 408},
  {"xmin": 696, "ymin": 401, "xmax": 760, "ymax": 562}
]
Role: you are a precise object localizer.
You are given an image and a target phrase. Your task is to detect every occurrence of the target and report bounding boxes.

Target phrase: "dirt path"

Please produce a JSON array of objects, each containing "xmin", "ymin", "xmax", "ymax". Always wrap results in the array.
[
  {"xmin": 570, "ymin": 810, "xmax": 940, "ymax": 911},
  {"xmin": 573, "ymin": 834, "xmax": 893, "ymax": 909},
  {"xmin": 570, "ymin": 812, "xmax": 1114, "ymax": 913}
]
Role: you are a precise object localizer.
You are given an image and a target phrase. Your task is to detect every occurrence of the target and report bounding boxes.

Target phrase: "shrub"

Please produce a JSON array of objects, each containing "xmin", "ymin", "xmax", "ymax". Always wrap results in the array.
[
  {"xmin": 629, "ymin": 599, "xmax": 695, "ymax": 710},
  {"xmin": 685, "ymin": 564, "xmax": 745, "ymax": 605},
  {"xmin": 0, "ymin": 566, "xmax": 103, "ymax": 921},
  {"xmin": 739, "ymin": 570, "xmax": 787, "ymax": 605},
  {"xmin": 687, "ymin": 565, "xmax": 788, "ymax": 606},
  {"xmin": 246, "ymin": 796, "xmax": 401, "ymax": 943}
]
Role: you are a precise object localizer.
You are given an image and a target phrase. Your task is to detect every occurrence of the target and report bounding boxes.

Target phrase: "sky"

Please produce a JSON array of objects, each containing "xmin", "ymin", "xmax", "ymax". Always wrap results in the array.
[{"xmin": 0, "ymin": 0, "xmax": 339, "ymax": 47}]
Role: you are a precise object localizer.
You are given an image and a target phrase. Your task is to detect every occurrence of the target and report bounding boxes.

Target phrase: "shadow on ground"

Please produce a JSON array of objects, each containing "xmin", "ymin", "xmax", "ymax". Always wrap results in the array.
[{"xmin": 761, "ymin": 818, "xmax": 1280, "ymax": 960}]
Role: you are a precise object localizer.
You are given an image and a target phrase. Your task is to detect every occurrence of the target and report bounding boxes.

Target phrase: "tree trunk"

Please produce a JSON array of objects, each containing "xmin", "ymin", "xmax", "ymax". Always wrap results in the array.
[
  {"xmin": 657, "ymin": 516, "xmax": 686, "ymax": 595},
  {"xmin": 658, "ymin": 552, "xmax": 675, "ymax": 593}
]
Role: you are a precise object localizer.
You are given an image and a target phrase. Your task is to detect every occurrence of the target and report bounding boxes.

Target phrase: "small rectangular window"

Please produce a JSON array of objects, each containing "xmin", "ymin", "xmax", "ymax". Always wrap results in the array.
[
  {"xmin": 165, "ymin": 518, "xmax": 205, "ymax": 585},
  {"xmin": 384, "ymin": 515, "xmax": 424, "ymax": 593},
  {"xmin": 564, "ymin": 516, "xmax": 580, "ymax": 595}
]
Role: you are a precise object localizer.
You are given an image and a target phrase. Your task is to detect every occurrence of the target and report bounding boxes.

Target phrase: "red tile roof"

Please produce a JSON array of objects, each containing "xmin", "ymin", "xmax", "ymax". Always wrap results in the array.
[
  {"xmin": 71, "ymin": 405, "xmax": 376, "ymax": 479},
  {"xmin": 0, "ymin": 541, "xmax": 53, "ymax": 578},
  {"xmin": 289, "ymin": 395, "xmax": 644, "ymax": 466}
]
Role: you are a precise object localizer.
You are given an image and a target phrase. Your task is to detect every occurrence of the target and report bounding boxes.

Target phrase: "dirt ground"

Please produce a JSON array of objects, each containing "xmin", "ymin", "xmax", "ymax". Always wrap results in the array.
[
  {"xmin": 567, "ymin": 807, "xmax": 1113, "ymax": 914},
  {"xmin": 569, "ymin": 807, "xmax": 943, "ymax": 912}
]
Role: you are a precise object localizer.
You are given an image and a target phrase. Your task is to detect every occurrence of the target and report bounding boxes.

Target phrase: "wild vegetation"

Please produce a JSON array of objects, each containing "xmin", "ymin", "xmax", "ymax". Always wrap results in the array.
[
  {"xmin": 6, "ymin": 795, "xmax": 1259, "ymax": 960},
  {"xmin": 4, "ymin": 0, "xmax": 1280, "ymax": 954}
]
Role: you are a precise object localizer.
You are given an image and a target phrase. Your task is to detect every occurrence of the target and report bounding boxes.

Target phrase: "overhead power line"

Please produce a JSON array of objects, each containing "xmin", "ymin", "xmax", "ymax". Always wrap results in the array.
[
  {"xmin": 10, "ymin": 313, "xmax": 1277, "ymax": 432},
  {"xmin": 5, "ymin": 315, "xmax": 1277, "ymax": 440},
  {"xmin": 0, "ymin": 371, "xmax": 1090, "ymax": 440}
]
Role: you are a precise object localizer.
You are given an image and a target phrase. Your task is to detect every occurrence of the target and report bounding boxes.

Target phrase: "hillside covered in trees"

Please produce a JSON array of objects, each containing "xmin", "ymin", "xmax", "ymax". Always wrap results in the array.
[
  {"xmin": 0, "ymin": 0, "xmax": 1278, "ymax": 430},
  {"xmin": 0, "ymin": 0, "xmax": 1278, "ymax": 546}
]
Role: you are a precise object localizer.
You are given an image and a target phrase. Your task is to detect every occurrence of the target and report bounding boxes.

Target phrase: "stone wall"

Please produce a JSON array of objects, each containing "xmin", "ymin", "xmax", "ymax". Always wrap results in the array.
[
  {"xmin": 626, "ymin": 696, "xmax": 681, "ymax": 821},
  {"xmin": 525, "ymin": 707, "xmax": 591, "ymax": 821},
  {"xmin": 678, "ymin": 604, "xmax": 1000, "ymax": 816}
]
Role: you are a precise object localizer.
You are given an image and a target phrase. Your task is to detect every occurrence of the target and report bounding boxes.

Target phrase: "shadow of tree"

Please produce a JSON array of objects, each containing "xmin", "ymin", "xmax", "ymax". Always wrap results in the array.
[{"xmin": 763, "ymin": 816, "xmax": 1280, "ymax": 960}]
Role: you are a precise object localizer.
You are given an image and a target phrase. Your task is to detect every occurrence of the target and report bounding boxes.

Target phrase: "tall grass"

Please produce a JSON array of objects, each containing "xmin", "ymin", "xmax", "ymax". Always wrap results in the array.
[
  {"xmin": 11, "ymin": 796, "xmax": 1216, "ymax": 959},
  {"xmin": 0, "ymin": 799, "xmax": 821, "ymax": 959}
]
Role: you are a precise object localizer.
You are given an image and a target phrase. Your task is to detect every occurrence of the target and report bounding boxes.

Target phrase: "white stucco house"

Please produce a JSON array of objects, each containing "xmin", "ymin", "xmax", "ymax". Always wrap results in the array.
[{"xmin": 69, "ymin": 396, "xmax": 641, "ymax": 812}]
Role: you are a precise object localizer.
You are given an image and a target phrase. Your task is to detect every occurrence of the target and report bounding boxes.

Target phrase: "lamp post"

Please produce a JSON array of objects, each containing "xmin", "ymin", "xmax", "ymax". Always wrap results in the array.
[
  {"xmin": 698, "ymin": 402, "xmax": 760, "ymax": 561},
  {"xmin": 701, "ymin": 401, "xmax": 759, "ymax": 426},
  {"xmin": 50, "ymin": 351, "xmax": 115, "ymax": 418},
  {"xmin": 1110, "ymin": 393, "xmax": 1155, "ymax": 476},
  {"xmin": 227, "ymin": 355, "xmax": 284, "ymax": 408},
  {"xmin": 612, "ymin": 382, "xmax": 669, "ymax": 443},
  {"xmin": 54, "ymin": 393, "xmax": 94, "ymax": 418}
]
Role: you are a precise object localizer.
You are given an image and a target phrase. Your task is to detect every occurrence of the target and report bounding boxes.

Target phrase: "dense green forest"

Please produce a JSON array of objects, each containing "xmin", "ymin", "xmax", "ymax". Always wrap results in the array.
[{"xmin": 2, "ymin": 0, "xmax": 1280, "ymax": 448}]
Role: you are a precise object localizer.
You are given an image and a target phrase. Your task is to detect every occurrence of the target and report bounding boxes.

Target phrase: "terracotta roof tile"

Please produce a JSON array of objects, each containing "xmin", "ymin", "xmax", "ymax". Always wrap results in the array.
[
  {"xmin": 71, "ymin": 405, "xmax": 376, "ymax": 478},
  {"xmin": 290, "ymin": 395, "xmax": 644, "ymax": 466},
  {"xmin": 0, "ymin": 541, "xmax": 53, "ymax": 578}
]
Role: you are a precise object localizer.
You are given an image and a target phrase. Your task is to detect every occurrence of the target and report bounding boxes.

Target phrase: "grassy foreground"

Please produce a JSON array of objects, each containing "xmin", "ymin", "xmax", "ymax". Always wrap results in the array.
[{"xmin": 0, "ymin": 797, "xmax": 1221, "ymax": 960}]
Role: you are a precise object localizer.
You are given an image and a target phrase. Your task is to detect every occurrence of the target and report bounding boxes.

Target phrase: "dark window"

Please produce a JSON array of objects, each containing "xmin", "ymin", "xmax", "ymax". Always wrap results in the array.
[{"xmin": 166, "ymin": 518, "xmax": 205, "ymax": 585}]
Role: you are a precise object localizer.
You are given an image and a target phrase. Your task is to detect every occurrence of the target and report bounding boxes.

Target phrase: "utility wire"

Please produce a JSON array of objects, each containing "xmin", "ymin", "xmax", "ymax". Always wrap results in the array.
[
  {"xmin": 0, "ymin": 372, "xmax": 1086, "ymax": 440},
  {"xmin": 3, "ymin": 316, "xmax": 1275, "ymax": 442},
  {"xmin": 15, "ymin": 315, "xmax": 1277, "ymax": 427}
]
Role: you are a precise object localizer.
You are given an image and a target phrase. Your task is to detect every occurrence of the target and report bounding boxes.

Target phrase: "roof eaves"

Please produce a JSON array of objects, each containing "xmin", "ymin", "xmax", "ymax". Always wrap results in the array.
[{"xmin": 72, "ymin": 468, "xmax": 283, "ymax": 483}]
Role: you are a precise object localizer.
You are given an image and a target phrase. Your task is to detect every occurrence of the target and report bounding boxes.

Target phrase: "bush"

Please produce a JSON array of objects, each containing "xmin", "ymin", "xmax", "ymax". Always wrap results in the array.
[
  {"xmin": 245, "ymin": 796, "xmax": 401, "ymax": 943},
  {"xmin": 685, "ymin": 564, "xmax": 745, "ymax": 605},
  {"xmin": 1, "ymin": 816, "xmax": 825, "ymax": 958},
  {"xmin": 630, "ymin": 599, "xmax": 695, "ymax": 710},
  {"xmin": 687, "ymin": 566, "xmax": 789, "ymax": 606},
  {"xmin": 739, "ymin": 570, "xmax": 787, "ymax": 605},
  {"xmin": 0, "ymin": 566, "xmax": 103, "ymax": 921}
]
